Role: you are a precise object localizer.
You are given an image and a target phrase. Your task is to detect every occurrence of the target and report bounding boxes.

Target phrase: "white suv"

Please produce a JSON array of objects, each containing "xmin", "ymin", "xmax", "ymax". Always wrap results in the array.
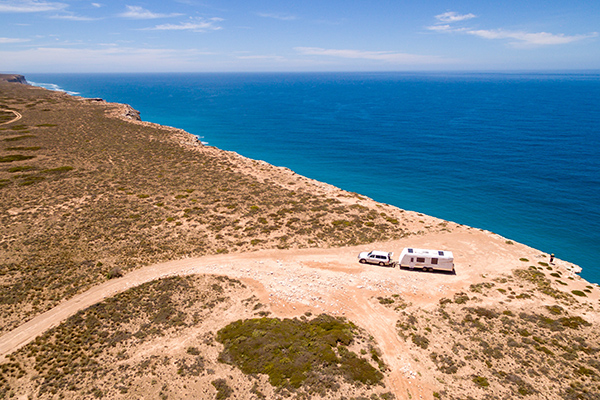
[{"xmin": 358, "ymin": 250, "xmax": 394, "ymax": 267}]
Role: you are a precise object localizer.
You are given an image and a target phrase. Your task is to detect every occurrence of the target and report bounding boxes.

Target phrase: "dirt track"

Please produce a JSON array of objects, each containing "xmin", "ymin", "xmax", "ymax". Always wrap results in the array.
[
  {"xmin": 0, "ymin": 109, "xmax": 22, "ymax": 125},
  {"xmin": 0, "ymin": 228, "xmax": 582, "ymax": 398}
]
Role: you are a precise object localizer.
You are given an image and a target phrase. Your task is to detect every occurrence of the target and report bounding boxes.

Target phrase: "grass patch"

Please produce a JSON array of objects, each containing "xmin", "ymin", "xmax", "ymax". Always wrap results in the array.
[
  {"xmin": 472, "ymin": 376, "xmax": 489, "ymax": 388},
  {"xmin": 211, "ymin": 379, "xmax": 233, "ymax": 400},
  {"xmin": 42, "ymin": 166, "xmax": 74, "ymax": 173},
  {"xmin": 5, "ymin": 146, "xmax": 41, "ymax": 151},
  {"xmin": 0, "ymin": 154, "xmax": 35, "ymax": 163},
  {"xmin": 3, "ymin": 134, "xmax": 35, "ymax": 141},
  {"xmin": 7, "ymin": 165, "xmax": 34, "ymax": 172},
  {"xmin": 513, "ymin": 268, "xmax": 572, "ymax": 301},
  {"xmin": 19, "ymin": 175, "xmax": 45, "ymax": 185},
  {"xmin": 217, "ymin": 315, "xmax": 383, "ymax": 391}
]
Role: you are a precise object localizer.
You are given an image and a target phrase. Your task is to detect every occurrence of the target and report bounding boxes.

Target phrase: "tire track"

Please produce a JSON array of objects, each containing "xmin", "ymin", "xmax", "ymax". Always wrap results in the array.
[{"xmin": 0, "ymin": 109, "xmax": 22, "ymax": 125}]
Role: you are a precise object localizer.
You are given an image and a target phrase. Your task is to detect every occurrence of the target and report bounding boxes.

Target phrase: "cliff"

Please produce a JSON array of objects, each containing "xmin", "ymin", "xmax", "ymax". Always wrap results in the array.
[{"xmin": 0, "ymin": 74, "xmax": 28, "ymax": 84}]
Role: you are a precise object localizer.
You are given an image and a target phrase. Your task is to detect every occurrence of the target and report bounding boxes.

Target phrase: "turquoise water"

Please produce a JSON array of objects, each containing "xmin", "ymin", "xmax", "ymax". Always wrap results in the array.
[{"xmin": 27, "ymin": 72, "xmax": 600, "ymax": 284}]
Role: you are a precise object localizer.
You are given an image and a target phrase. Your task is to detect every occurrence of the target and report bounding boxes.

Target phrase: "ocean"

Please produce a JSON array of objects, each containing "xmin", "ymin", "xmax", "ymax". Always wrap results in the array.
[{"xmin": 26, "ymin": 72, "xmax": 600, "ymax": 284}]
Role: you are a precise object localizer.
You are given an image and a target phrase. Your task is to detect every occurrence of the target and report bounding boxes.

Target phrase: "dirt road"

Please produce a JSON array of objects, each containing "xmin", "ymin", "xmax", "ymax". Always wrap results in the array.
[{"xmin": 0, "ymin": 229, "xmax": 569, "ymax": 398}]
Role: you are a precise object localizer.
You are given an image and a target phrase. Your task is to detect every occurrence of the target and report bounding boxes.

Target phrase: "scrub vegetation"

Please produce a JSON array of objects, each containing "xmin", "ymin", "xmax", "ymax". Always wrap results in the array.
[
  {"xmin": 392, "ymin": 265, "xmax": 599, "ymax": 400},
  {"xmin": 2, "ymin": 275, "xmax": 394, "ymax": 400},
  {"xmin": 0, "ymin": 82, "xmax": 418, "ymax": 335},
  {"xmin": 217, "ymin": 315, "xmax": 384, "ymax": 392}
]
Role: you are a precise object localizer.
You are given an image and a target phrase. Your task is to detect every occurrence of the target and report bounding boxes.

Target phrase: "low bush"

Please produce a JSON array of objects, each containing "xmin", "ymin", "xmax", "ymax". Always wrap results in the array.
[
  {"xmin": 472, "ymin": 375, "xmax": 489, "ymax": 388},
  {"xmin": 217, "ymin": 315, "xmax": 383, "ymax": 391},
  {"xmin": 211, "ymin": 379, "xmax": 233, "ymax": 400},
  {"xmin": 0, "ymin": 154, "xmax": 35, "ymax": 163}
]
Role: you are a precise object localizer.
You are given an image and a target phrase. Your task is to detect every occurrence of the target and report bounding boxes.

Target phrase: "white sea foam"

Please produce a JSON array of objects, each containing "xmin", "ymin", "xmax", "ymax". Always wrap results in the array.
[{"xmin": 28, "ymin": 81, "xmax": 80, "ymax": 96}]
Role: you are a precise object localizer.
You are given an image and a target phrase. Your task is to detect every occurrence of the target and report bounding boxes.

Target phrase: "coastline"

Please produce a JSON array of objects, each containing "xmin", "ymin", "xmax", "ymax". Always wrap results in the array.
[
  {"xmin": 2, "ymin": 75, "xmax": 599, "ymax": 400},
  {"xmin": 22, "ymin": 72, "xmax": 600, "ymax": 285},
  {"xmin": 4, "ymin": 72, "xmax": 586, "ymax": 277}
]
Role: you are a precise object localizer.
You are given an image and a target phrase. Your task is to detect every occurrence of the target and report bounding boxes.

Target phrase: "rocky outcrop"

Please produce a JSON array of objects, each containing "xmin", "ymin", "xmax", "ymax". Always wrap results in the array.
[
  {"xmin": 122, "ymin": 105, "xmax": 141, "ymax": 121},
  {"xmin": 0, "ymin": 74, "xmax": 28, "ymax": 84}
]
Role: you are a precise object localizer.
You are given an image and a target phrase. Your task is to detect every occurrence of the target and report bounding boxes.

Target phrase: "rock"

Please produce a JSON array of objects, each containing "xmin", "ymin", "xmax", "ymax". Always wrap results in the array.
[{"xmin": 122, "ymin": 105, "xmax": 141, "ymax": 121}]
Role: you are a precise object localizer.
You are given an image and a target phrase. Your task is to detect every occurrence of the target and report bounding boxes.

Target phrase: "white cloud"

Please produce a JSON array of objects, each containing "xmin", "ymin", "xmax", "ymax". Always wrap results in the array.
[
  {"xmin": 257, "ymin": 12, "xmax": 297, "ymax": 21},
  {"xmin": 146, "ymin": 17, "xmax": 223, "ymax": 32},
  {"xmin": 0, "ymin": 1, "xmax": 67, "ymax": 12},
  {"xmin": 468, "ymin": 29, "xmax": 598, "ymax": 46},
  {"xmin": 50, "ymin": 13, "xmax": 97, "ymax": 21},
  {"xmin": 434, "ymin": 11, "xmax": 476, "ymax": 23},
  {"xmin": 237, "ymin": 54, "xmax": 286, "ymax": 61},
  {"xmin": 119, "ymin": 5, "xmax": 181, "ymax": 19},
  {"xmin": 0, "ymin": 46, "xmax": 218, "ymax": 72},
  {"xmin": 428, "ymin": 12, "xmax": 598, "ymax": 47},
  {"xmin": 427, "ymin": 24, "xmax": 452, "ymax": 32},
  {"xmin": 91, "ymin": 3, "xmax": 101, "ymax": 7},
  {"xmin": 295, "ymin": 47, "xmax": 447, "ymax": 64},
  {"xmin": 0, "ymin": 37, "xmax": 30, "ymax": 43}
]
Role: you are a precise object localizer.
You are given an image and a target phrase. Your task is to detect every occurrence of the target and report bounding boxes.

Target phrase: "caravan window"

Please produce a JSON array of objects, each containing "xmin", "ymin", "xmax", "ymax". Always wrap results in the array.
[
  {"xmin": 431, "ymin": 258, "xmax": 438, "ymax": 264},
  {"xmin": 416, "ymin": 257, "xmax": 425, "ymax": 263}
]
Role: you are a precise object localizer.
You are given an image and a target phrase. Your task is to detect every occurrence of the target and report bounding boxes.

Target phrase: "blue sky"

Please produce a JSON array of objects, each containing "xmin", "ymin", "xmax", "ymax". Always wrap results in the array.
[{"xmin": 0, "ymin": 0, "xmax": 598, "ymax": 72}]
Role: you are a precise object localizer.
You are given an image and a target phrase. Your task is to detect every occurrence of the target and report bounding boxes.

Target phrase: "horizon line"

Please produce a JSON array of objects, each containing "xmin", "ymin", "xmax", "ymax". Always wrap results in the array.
[{"xmin": 13, "ymin": 69, "xmax": 600, "ymax": 75}]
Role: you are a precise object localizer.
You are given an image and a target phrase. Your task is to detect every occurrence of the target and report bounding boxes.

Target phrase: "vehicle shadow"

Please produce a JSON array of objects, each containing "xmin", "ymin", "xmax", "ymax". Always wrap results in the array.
[{"xmin": 398, "ymin": 266, "xmax": 457, "ymax": 276}]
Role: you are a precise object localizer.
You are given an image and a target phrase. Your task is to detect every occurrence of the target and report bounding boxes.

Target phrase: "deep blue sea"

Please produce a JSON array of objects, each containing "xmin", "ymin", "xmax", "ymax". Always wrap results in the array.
[{"xmin": 27, "ymin": 72, "xmax": 600, "ymax": 284}]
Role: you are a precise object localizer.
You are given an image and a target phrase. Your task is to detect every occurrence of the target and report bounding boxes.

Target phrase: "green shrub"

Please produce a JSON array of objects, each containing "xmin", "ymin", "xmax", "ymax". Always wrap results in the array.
[
  {"xmin": 472, "ymin": 376, "xmax": 489, "ymax": 388},
  {"xmin": 546, "ymin": 305, "xmax": 563, "ymax": 315},
  {"xmin": 106, "ymin": 267, "xmax": 123, "ymax": 279},
  {"xmin": 439, "ymin": 298, "xmax": 452, "ymax": 306},
  {"xmin": 571, "ymin": 290, "xmax": 586, "ymax": 297},
  {"xmin": 216, "ymin": 315, "xmax": 382, "ymax": 390},
  {"xmin": 411, "ymin": 334, "xmax": 429, "ymax": 349},
  {"xmin": 453, "ymin": 292, "xmax": 470, "ymax": 304},
  {"xmin": 3, "ymin": 134, "xmax": 35, "ymax": 141},
  {"xmin": 42, "ymin": 166, "xmax": 74, "ymax": 173},
  {"xmin": 5, "ymin": 146, "xmax": 41, "ymax": 151},
  {"xmin": 7, "ymin": 165, "xmax": 34, "ymax": 172},
  {"xmin": 212, "ymin": 379, "xmax": 233, "ymax": 400},
  {"xmin": 0, "ymin": 154, "xmax": 35, "ymax": 163},
  {"xmin": 378, "ymin": 297, "xmax": 394, "ymax": 305}
]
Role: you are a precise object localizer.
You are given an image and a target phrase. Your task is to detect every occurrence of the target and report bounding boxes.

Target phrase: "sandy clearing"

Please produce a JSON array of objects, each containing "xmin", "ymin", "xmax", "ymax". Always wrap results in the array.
[{"xmin": 0, "ymin": 228, "xmax": 589, "ymax": 398}]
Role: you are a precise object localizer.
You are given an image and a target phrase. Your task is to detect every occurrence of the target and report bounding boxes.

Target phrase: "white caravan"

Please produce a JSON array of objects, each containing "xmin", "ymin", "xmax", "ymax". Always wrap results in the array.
[{"xmin": 398, "ymin": 248, "xmax": 454, "ymax": 272}]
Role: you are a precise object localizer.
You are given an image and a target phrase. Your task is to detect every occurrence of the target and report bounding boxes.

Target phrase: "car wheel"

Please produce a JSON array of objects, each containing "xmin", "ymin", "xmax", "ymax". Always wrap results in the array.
[
  {"xmin": 359, "ymin": 259, "xmax": 367, "ymax": 264},
  {"xmin": 379, "ymin": 262, "xmax": 385, "ymax": 266}
]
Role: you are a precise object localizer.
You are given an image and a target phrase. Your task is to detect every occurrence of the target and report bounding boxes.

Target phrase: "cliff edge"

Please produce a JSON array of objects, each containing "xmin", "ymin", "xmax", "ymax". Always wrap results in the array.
[{"xmin": 0, "ymin": 74, "xmax": 28, "ymax": 84}]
